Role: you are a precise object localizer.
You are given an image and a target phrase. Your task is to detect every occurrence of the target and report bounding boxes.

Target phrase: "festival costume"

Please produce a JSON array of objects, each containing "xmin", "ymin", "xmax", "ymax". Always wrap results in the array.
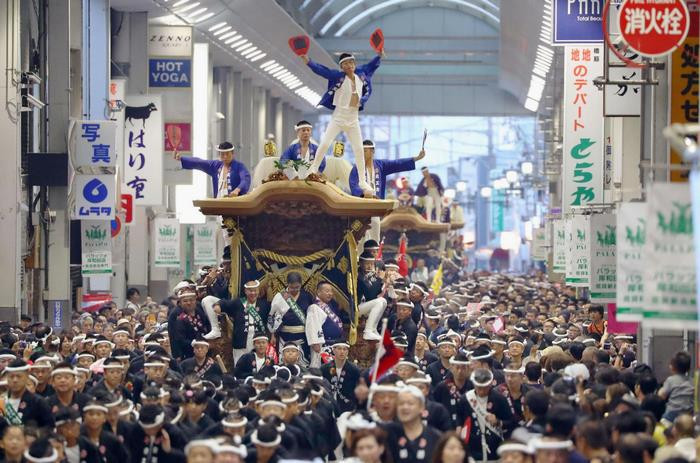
[
  {"xmin": 220, "ymin": 297, "xmax": 271, "ymax": 363},
  {"xmin": 280, "ymin": 141, "xmax": 325, "ymax": 172},
  {"xmin": 320, "ymin": 359, "xmax": 360, "ymax": 414},
  {"xmin": 179, "ymin": 156, "xmax": 250, "ymax": 198},
  {"xmin": 268, "ymin": 289, "xmax": 314, "ymax": 362},
  {"xmin": 305, "ymin": 298, "xmax": 349, "ymax": 368}
]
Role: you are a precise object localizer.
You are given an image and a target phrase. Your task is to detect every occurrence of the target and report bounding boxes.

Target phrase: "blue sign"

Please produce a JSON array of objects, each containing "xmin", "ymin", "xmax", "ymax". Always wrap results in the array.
[
  {"xmin": 553, "ymin": 0, "xmax": 604, "ymax": 44},
  {"xmin": 53, "ymin": 301, "xmax": 63, "ymax": 329},
  {"xmin": 149, "ymin": 59, "xmax": 191, "ymax": 87}
]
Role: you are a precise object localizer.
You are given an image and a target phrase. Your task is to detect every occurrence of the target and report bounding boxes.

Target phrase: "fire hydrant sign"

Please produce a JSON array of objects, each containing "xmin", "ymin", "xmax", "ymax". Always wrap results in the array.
[
  {"xmin": 80, "ymin": 221, "xmax": 112, "ymax": 276},
  {"xmin": 589, "ymin": 213, "xmax": 617, "ymax": 303},
  {"xmin": 566, "ymin": 215, "xmax": 591, "ymax": 287},
  {"xmin": 618, "ymin": 0, "xmax": 690, "ymax": 57},
  {"xmin": 642, "ymin": 183, "xmax": 697, "ymax": 328},
  {"xmin": 154, "ymin": 218, "xmax": 181, "ymax": 267},
  {"xmin": 616, "ymin": 202, "xmax": 646, "ymax": 321},
  {"xmin": 562, "ymin": 46, "xmax": 604, "ymax": 213}
]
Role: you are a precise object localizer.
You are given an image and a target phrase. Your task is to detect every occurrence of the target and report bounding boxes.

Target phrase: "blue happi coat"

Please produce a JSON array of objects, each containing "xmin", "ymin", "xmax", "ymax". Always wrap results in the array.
[
  {"xmin": 307, "ymin": 56, "xmax": 381, "ymax": 111},
  {"xmin": 180, "ymin": 156, "xmax": 250, "ymax": 197},
  {"xmin": 348, "ymin": 157, "xmax": 417, "ymax": 199},
  {"xmin": 280, "ymin": 142, "xmax": 326, "ymax": 172}
]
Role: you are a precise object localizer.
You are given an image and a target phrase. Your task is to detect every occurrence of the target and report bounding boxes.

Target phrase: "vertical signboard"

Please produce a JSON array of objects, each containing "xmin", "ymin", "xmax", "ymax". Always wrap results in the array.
[
  {"xmin": 81, "ymin": 221, "xmax": 112, "ymax": 276},
  {"xmin": 566, "ymin": 214, "xmax": 591, "ymax": 287},
  {"xmin": 531, "ymin": 228, "xmax": 547, "ymax": 261},
  {"xmin": 589, "ymin": 213, "xmax": 616, "ymax": 303},
  {"xmin": 563, "ymin": 46, "xmax": 605, "ymax": 213},
  {"xmin": 643, "ymin": 183, "xmax": 696, "ymax": 328},
  {"xmin": 149, "ymin": 25, "xmax": 193, "ymax": 185},
  {"xmin": 73, "ymin": 175, "xmax": 116, "ymax": 220},
  {"xmin": 154, "ymin": 218, "xmax": 181, "ymax": 267},
  {"xmin": 194, "ymin": 223, "xmax": 218, "ymax": 266},
  {"xmin": 669, "ymin": 0, "xmax": 699, "ymax": 182},
  {"xmin": 552, "ymin": 219, "xmax": 567, "ymax": 273},
  {"xmin": 123, "ymin": 94, "xmax": 163, "ymax": 206},
  {"xmin": 616, "ymin": 202, "xmax": 646, "ymax": 321}
]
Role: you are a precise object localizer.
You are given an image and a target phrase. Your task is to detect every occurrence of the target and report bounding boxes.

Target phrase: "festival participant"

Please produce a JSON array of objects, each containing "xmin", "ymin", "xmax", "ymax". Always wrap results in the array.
[
  {"xmin": 414, "ymin": 332, "xmax": 438, "ymax": 370},
  {"xmin": 369, "ymin": 378, "xmax": 400, "ymax": 424},
  {"xmin": 432, "ymin": 352, "xmax": 471, "ymax": 426},
  {"xmin": 175, "ymin": 141, "xmax": 251, "ymax": 198},
  {"xmin": 415, "ymin": 167, "xmax": 444, "ymax": 222},
  {"xmin": 299, "ymin": 46, "xmax": 385, "ymax": 192},
  {"xmin": 127, "ymin": 404, "xmax": 187, "ymax": 463},
  {"xmin": 2, "ymin": 359, "xmax": 54, "ymax": 428},
  {"xmin": 320, "ymin": 340, "xmax": 359, "ymax": 414},
  {"xmin": 168, "ymin": 286, "xmax": 211, "ymax": 361},
  {"xmin": 234, "ymin": 332, "xmax": 273, "ymax": 380},
  {"xmin": 180, "ymin": 338, "xmax": 223, "ymax": 384},
  {"xmin": 381, "ymin": 385, "xmax": 441, "ymax": 463},
  {"xmin": 431, "ymin": 432, "xmax": 471, "ymax": 463},
  {"xmin": 46, "ymin": 362, "xmax": 90, "ymax": 412},
  {"xmin": 177, "ymin": 389, "xmax": 216, "ymax": 437},
  {"xmin": 306, "ymin": 281, "xmax": 350, "ymax": 368},
  {"xmin": 405, "ymin": 373, "xmax": 453, "ymax": 433},
  {"xmin": 408, "ymin": 282, "xmax": 428, "ymax": 325},
  {"xmin": 81, "ymin": 399, "xmax": 129, "ymax": 463},
  {"xmin": 357, "ymin": 251, "xmax": 388, "ymax": 342},
  {"xmin": 391, "ymin": 301, "xmax": 418, "ymax": 357},
  {"xmin": 89, "ymin": 357, "xmax": 131, "ymax": 402},
  {"xmin": 54, "ymin": 406, "xmax": 102, "ymax": 463},
  {"xmin": 280, "ymin": 120, "xmax": 325, "ymax": 173},
  {"xmin": 219, "ymin": 280, "xmax": 270, "ymax": 364},
  {"xmin": 426, "ymin": 335, "xmax": 456, "ymax": 386},
  {"xmin": 268, "ymin": 272, "xmax": 314, "ymax": 363},
  {"xmin": 498, "ymin": 362, "xmax": 526, "ymax": 425}
]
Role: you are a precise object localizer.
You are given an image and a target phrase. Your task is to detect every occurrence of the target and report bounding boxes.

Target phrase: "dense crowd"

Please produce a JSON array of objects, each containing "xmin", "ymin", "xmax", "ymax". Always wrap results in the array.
[{"xmin": 0, "ymin": 245, "xmax": 696, "ymax": 463}]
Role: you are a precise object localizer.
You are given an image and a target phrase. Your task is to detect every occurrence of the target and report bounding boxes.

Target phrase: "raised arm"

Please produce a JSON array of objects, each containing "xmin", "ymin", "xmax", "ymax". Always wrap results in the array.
[
  {"xmin": 306, "ymin": 58, "xmax": 344, "ymax": 80},
  {"xmin": 358, "ymin": 55, "xmax": 382, "ymax": 77},
  {"xmin": 180, "ymin": 156, "xmax": 218, "ymax": 177}
]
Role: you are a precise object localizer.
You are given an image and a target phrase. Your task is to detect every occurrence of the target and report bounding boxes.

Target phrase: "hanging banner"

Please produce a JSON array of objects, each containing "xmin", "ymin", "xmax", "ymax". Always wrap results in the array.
[
  {"xmin": 70, "ymin": 120, "xmax": 118, "ymax": 168},
  {"xmin": 154, "ymin": 218, "xmax": 181, "ymax": 267},
  {"xmin": 148, "ymin": 26, "xmax": 193, "ymax": 57},
  {"xmin": 669, "ymin": 0, "xmax": 699, "ymax": 182},
  {"xmin": 553, "ymin": 219, "xmax": 567, "ymax": 273},
  {"xmin": 552, "ymin": 0, "xmax": 603, "ymax": 44},
  {"xmin": 123, "ymin": 94, "xmax": 163, "ymax": 205},
  {"xmin": 73, "ymin": 174, "xmax": 116, "ymax": 220},
  {"xmin": 643, "ymin": 183, "xmax": 697, "ymax": 329},
  {"xmin": 589, "ymin": 213, "xmax": 616, "ymax": 303},
  {"xmin": 109, "ymin": 80, "xmax": 126, "ymax": 167},
  {"xmin": 194, "ymin": 222, "xmax": 218, "ymax": 266},
  {"xmin": 616, "ymin": 202, "xmax": 646, "ymax": 321},
  {"xmin": 80, "ymin": 221, "xmax": 112, "ymax": 276},
  {"xmin": 531, "ymin": 228, "xmax": 547, "ymax": 261},
  {"xmin": 563, "ymin": 46, "xmax": 605, "ymax": 213},
  {"xmin": 566, "ymin": 214, "xmax": 590, "ymax": 287}
]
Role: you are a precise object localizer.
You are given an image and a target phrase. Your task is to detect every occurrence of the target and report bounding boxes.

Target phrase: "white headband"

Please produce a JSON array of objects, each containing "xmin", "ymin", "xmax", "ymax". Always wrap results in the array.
[
  {"xmin": 369, "ymin": 384, "xmax": 400, "ymax": 394},
  {"xmin": 216, "ymin": 443, "xmax": 247, "ymax": 457},
  {"xmin": 398, "ymin": 385, "xmax": 425, "ymax": 403},
  {"xmin": 532, "ymin": 438, "xmax": 573, "ymax": 450},
  {"xmin": 260, "ymin": 400, "xmax": 287, "ymax": 409},
  {"xmin": 222, "ymin": 416, "xmax": 248, "ymax": 428},
  {"xmin": 449, "ymin": 356, "xmax": 470, "ymax": 366},
  {"xmin": 294, "ymin": 123, "xmax": 312, "ymax": 131},
  {"xmin": 191, "ymin": 339, "xmax": 209, "ymax": 347},
  {"xmin": 23, "ymin": 448, "xmax": 59, "ymax": 463},
  {"xmin": 50, "ymin": 368, "xmax": 77, "ymax": 377},
  {"xmin": 4, "ymin": 364, "xmax": 30, "ymax": 373},
  {"xmin": 338, "ymin": 54, "xmax": 356, "ymax": 65},
  {"xmin": 251, "ymin": 431, "xmax": 281, "ymax": 447},
  {"xmin": 83, "ymin": 404, "xmax": 108, "ymax": 413},
  {"xmin": 139, "ymin": 412, "xmax": 165, "ymax": 429},
  {"xmin": 498, "ymin": 443, "xmax": 533, "ymax": 456}
]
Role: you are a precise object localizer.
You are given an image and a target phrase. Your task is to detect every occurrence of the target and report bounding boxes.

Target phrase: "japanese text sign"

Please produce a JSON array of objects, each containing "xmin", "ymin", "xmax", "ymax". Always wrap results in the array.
[
  {"xmin": 71, "ymin": 120, "xmax": 117, "ymax": 168},
  {"xmin": 616, "ymin": 202, "xmax": 646, "ymax": 321},
  {"xmin": 73, "ymin": 175, "xmax": 116, "ymax": 220},
  {"xmin": 618, "ymin": 0, "xmax": 690, "ymax": 57},
  {"xmin": 80, "ymin": 220, "xmax": 112, "ymax": 277},
  {"xmin": 566, "ymin": 214, "xmax": 591, "ymax": 287},
  {"xmin": 154, "ymin": 218, "xmax": 181, "ymax": 267},
  {"xmin": 589, "ymin": 213, "xmax": 617, "ymax": 303}
]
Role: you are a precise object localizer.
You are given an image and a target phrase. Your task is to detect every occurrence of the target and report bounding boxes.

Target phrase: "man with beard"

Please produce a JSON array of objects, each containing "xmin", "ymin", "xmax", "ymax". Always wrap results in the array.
[{"xmin": 168, "ymin": 286, "xmax": 211, "ymax": 361}]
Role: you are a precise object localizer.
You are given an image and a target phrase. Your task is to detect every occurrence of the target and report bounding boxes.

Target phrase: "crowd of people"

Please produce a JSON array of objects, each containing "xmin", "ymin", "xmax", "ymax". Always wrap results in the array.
[{"xmin": 0, "ymin": 239, "xmax": 696, "ymax": 463}]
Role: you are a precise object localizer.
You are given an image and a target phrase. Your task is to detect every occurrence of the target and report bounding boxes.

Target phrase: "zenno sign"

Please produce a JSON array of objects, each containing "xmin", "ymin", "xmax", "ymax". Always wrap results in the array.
[{"xmin": 618, "ymin": 0, "xmax": 690, "ymax": 57}]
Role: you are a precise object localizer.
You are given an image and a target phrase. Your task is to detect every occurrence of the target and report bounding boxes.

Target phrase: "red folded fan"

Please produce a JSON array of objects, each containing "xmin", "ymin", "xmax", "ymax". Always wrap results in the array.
[
  {"xmin": 370, "ymin": 28, "xmax": 384, "ymax": 53},
  {"xmin": 288, "ymin": 35, "xmax": 310, "ymax": 56}
]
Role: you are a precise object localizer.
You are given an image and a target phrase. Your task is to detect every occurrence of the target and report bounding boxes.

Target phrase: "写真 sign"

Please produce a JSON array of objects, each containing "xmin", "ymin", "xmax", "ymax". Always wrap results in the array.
[
  {"xmin": 149, "ymin": 59, "xmax": 191, "ymax": 88},
  {"xmin": 618, "ymin": 0, "xmax": 690, "ymax": 57}
]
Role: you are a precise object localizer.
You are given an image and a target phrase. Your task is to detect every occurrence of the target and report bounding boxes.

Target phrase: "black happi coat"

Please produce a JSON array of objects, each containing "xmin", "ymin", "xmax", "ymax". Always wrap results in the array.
[
  {"xmin": 321, "ymin": 360, "xmax": 360, "ymax": 414},
  {"xmin": 220, "ymin": 298, "xmax": 271, "ymax": 349},
  {"xmin": 168, "ymin": 304, "xmax": 212, "ymax": 360},
  {"xmin": 460, "ymin": 388, "xmax": 516, "ymax": 462}
]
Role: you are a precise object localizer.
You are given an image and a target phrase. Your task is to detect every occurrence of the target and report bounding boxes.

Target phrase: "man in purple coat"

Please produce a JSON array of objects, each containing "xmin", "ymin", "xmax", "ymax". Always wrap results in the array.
[{"xmin": 175, "ymin": 141, "xmax": 251, "ymax": 198}]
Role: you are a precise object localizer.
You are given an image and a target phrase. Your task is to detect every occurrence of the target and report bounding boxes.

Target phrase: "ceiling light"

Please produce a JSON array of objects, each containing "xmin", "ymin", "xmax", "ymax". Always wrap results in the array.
[
  {"xmin": 215, "ymin": 28, "xmax": 234, "ymax": 38},
  {"xmin": 236, "ymin": 43, "xmax": 255, "ymax": 53},
  {"xmin": 231, "ymin": 38, "xmax": 248, "ymax": 48},
  {"xmin": 480, "ymin": 186, "xmax": 492, "ymax": 198},
  {"xmin": 260, "ymin": 60, "xmax": 276, "ymax": 69},
  {"xmin": 521, "ymin": 161, "xmax": 534, "ymax": 175},
  {"xmin": 208, "ymin": 22, "xmax": 227, "ymax": 32},
  {"xmin": 172, "ymin": 0, "xmax": 189, "ymax": 6},
  {"xmin": 192, "ymin": 12, "xmax": 215, "ymax": 23},
  {"xmin": 242, "ymin": 47, "xmax": 259, "ymax": 57},
  {"xmin": 175, "ymin": 2, "xmax": 199, "ymax": 13},
  {"xmin": 524, "ymin": 98, "xmax": 539, "ymax": 112},
  {"xmin": 187, "ymin": 7, "xmax": 208, "ymax": 19},
  {"xmin": 266, "ymin": 64, "xmax": 282, "ymax": 73},
  {"xmin": 248, "ymin": 52, "xmax": 266, "ymax": 61},
  {"xmin": 225, "ymin": 35, "xmax": 241, "ymax": 44}
]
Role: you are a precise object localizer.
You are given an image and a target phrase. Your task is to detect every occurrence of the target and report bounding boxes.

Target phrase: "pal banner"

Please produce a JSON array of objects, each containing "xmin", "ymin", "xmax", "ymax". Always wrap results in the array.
[
  {"xmin": 552, "ymin": 219, "xmax": 567, "ymax": 273},
  {"xmin": 552, "ymin": 0, "xmax": 604, "ymax": 44},
  {"xmin": 73, "ymin": 174, "xmax": 116, "ymax": 220},
  {"xmin": 80, "ymin": 221, "xmax": 112, "ymax": 276},
  {"xmin": 123, "ymin": 94, "xmax": 163, "ymax": 205},
  {"xmin": 531, "ymin": 228, "xmax": 547, "ymax": 261},
  {"xmin": 566, "ymin": 214, "xmax": 590, "ymax": 287},
  {"xmin": 643, "ymin": 183, "xmax": 697, "ymax": 329},
  {"xmin": 154, "ymin": 218, "xmax": 181, "ymax": 267},
  {"xmin": 194, "ymin": 223, "xmax": 218, "ymax": 266},
  {"xmin": 562, "ymin": 46, "xmax": 604, "ymax": 213},
  {"xmin": 616, "ymin": 202, "xmax": 646, "ymax": 321},
  {"xmin": 589, "ymin": 213, "xmax": 616, "ymax": 303}
]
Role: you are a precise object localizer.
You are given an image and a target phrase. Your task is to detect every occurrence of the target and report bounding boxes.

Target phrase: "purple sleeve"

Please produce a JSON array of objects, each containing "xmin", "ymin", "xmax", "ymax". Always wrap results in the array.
[
  {"xmin": 180, "ymin": 156, "xmax": 217, "ymax": 177},
  {"xmin": 307, "ymin": 60, "xmax": 343, "ymax": 80},
  {"xmin": 378, "ymin": 157, "xmax": 416, "ymax": 176}
]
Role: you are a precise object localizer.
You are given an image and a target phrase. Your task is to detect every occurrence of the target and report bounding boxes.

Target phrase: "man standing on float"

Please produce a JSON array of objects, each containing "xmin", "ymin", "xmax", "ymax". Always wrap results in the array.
[{"xmin": 299, "ymin": 47, "xmax": 384, "ymax": 194}]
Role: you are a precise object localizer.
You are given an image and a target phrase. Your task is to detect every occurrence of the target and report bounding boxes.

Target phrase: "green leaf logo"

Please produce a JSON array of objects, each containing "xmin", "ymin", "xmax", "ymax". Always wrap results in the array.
[
  {"xmin": 657, "ymin": 202, "xmax": 693, "ymax": 235},
  {"xmin": 625, "ymin": 218, "xmax": 645, "ymax": 246},
  {"xmin": 576, "ymin": 229, "xmax": 585, "ymax": 241},
  {"xmin": 596, "ymin": 225, "xmax": 616, "ymax": 246},
  {"xmin": 159, "ymin": 225, "xmax": 177, "ymax": 237},
  {"xmin": 85, "ymin": 226, "xmax": 106, "ymax": 241}
]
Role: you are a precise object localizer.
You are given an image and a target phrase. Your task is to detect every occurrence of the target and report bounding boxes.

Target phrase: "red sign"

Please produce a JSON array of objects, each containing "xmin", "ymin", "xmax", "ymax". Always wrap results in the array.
[
  {"xmin": 120, "ymin": 193, "xmax": 133, "ymax": 224},
  {"xmin": 618, "ymin": 0, "xmax": 691, "ymax": 57},
  {"xmin": 164, "ymin": 122, "xmax": 191, "ymax": 153},
  {"xmin": 607, "ymin": 303, "xmax": 639, "ymax": 335}
]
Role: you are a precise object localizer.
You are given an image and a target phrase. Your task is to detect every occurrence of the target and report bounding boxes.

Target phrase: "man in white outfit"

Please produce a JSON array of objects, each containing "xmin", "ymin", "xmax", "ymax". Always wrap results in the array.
[{"xmin": 301, "ymin": 49, "xmax": 385, "ymax": 195}]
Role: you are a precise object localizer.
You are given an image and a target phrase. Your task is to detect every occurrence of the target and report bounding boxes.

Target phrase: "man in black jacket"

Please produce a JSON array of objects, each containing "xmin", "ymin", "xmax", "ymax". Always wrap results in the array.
[
  {"xmin": 219, "ymin": 280, "xmax": 270, "ymax": 364},
  {"xmin": 168, "ymin": 286, "xmax": 211, "ymax": 360},
  {"xmin": 2, "ymin": 359, "xmax": 54, "ymax": 428},
  {"xmin": 320, "ymin": 341, "xmax": 360, "ymax": 413}
]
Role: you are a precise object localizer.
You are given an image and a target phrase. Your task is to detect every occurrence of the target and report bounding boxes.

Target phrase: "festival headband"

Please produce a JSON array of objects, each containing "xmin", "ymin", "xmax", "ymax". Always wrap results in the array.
[
  {"xmin": 139, "ymin": 412, "xmax": 165, "ymax": 429},
  {"xmin": 449, "ymin": 356, "xmax": 470, "ymax": 365},
  {"xmin": 191, "ymin": 339, "xmax": 210, "ymax": 347},
  {"xmin": 102, "ymin": 362, "xmax": 125, "ymax": 370},
  {"xmin": 531, "ymin": 438, "xmax": 573, "ymax": 450},
  {"xmin": 470, "ymin": 370, "xmax": 494, "ymax": 387},
  {"xmin": 437, "ymin": 339, "xmax": 456, "ymax": 347},
  {"xmin": 338, "ymin": 54, "xmax": 356, "ymax": 65},
  {"xmin": 83, "ymin": 404, "xmax": 108, "ymax": 413},
  {"xmin": 112, "ymin": 354, "xmax": 130, "ymax": 360},
  {"xmin": 251, "ymin": 430, "xmax": 281, "ymax": 447},
  {"xmin": 281, "ymin": 393, "xmax": 299, "ymax": 404},
  {"xmin": 0, "ymin": 353, "xmax": 16, "ymax": 360},
  {"xmin": 112, "ymin": 330, "xmax": 130, "ymax": 337},
  {"xmin": 396, "ymin": 359, "xmax": 419, "ymax": 369},
  {"xmin": 396, "ymin": 301, "xmax": 413, "ymax": 308},
  {"xmin": 222, "ymin": 415, "xmax": 248, "ymax": 428},
  {"xmin": 363, "ymin": 140, "xmax": 376, "ymax": 149},
  {"xmin": 252, "ymin": 334, "xmax": 269, "ymax": 342},
  {"xmin": 4, "ymin": 364, "xmax": 30, "ymax": 373},
  {"xmin": 369, "ymin": 384, "xmax": 400, "ymax": 394},
  {"xmin": 503, "ymin": 366, "xmax": 525, "ymax": 374},
  {"xmin": 497, "ymin": 443, "xmax": 533, "ymax": 456},
  {"xmin": 302, "ymin": 374, "xmax": 323, "ymax": 382},
  {"xmin": 75, "ymin": 367, "xmax": 90, "ymax": 375},
  {"xmin": 508, "ymin": 340, "xmax": 525, "ymax": 347},
  {"xmin": 178, "ymin": 290, "xmax": 197, "ymax": 299},
  {"xmin": 410, "ymin": 284, "xmax": 427, "ymax": 295},
  {"xmin": 144, "ymin": 361, "xmax": 167, "ymax": 367},
  {"xmin": 405, "ymin": 375, "xmax": 431, "ymax": 385},
  {"xmin": 50, "ymin": 367, "xmax": 78, "ymax": 377},
  {"xmin": 398, "ymin": 385, "xmax": 425, "ymax": 403},
  {"xmin": 294, "ymin": 123, "xmax": 312, "ymax": 131},
  {"xmin": 105, "ymin": 395, "xmax": 123, "ymax": 408},
  {"xmin": 332, "ymin": 342, "xmax": 350, "ymax": 349},
  {"xmin": 385, "ymin": 263, "xmax": 399, "ymax": 270},
  {"xmin": 55, "ymin": 416, "xmax": 82, "ymax": 427},
  {"xmin": 118, "ymin": 401, "xmax": 135, "ymax": 417},
  {"xmin": 244, "ymin": 280, "xmax": 261, "ymax": 289},
  {"xmin": 23, "ymin": 448, "xmax": 59, "ymax": 463},
  {"xmin": 490, "ymin": 339, "xmax": 507, "ymax": 346},
  {"xmin": 281, "ymin": 344, "xmax": 301, "ymax": 352},
  {"xmin": 358, "ymin": 254, "xmax": 375, "ymax": 261},
  {"xmin": 259, "ymin": 400, "xmax": 287, "ymax": 409},
  {"xmin": 93, "ymin": 340, "xmax": 115, "ymax": 348},
  {"xmin": 215, "ymin": 443, "xmax": 247, "ymax": 457}
]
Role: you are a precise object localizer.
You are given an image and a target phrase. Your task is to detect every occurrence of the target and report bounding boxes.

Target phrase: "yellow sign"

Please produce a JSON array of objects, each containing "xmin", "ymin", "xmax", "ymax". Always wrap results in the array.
[{"xmin": 669, "ymin": 36, "xmax": 698, "ymax": 182}]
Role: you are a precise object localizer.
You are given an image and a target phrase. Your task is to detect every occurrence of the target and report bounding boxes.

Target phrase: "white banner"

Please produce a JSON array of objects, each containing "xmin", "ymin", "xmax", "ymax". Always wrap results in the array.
[
  {"xmin": 194, "ymin": 223, "xmax": 218, "ymax": 266},
  {"xmin": 123, "ymin": 94, "xmax": 163, "ymax": 206},
  {"xmin": 616, "ymin": 202, "xmax": 646, "ymax": 321},
  {"xmin": 643, "ymin": 183, "xmax": 697, "ymax": 329},
  {"xmin": 154, "ymin": 218, "xmax": 181, "ymax": 267},
  {"xmin": 73, "ymin": 174, "xmax": 116, "ymax": 220},
  {"xmin": 80, "ymin": 221, "xmax": 112, "ymax": 276},
  {"xmin": 563, "ymin": 46, "xmax": 605, "ymax": 213},
  {"xmin": 148, "ymin": 26, "xmax": 193, "ymax": 57},
  {"xmin": 604, "ymin": 66, "xmax": 642, "ymax": 116},
  {"xmin": 531, "ymin": 228, "xmax": 547, "ymax": 261},
  {"xmin": 70, "ymin": 120, "xmax": 117, "ymax": 168},
  {"xmin": 589, "ymin": 213, "xmax": 617, "ymax": 302},
  {"xmin": 566, "ymin": 214, "xmax": 590, "ymax": 287},
  {"xmin": 553, "ymin": 220, "xmax": 567, "ymax": 273}
]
